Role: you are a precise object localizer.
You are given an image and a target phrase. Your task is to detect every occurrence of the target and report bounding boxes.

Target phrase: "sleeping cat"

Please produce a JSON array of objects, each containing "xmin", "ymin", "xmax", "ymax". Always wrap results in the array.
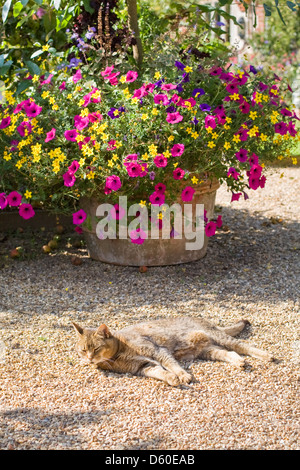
[{"xmin": 72, "ymin": 317, "xmax": 274, "ymax": 386}]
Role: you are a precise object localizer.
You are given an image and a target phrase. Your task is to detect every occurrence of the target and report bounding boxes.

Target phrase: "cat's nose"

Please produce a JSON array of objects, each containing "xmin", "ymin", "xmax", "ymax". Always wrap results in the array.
[{"xmin": 87, "ymin": 352, "xmax": 94, "ymax": 361}]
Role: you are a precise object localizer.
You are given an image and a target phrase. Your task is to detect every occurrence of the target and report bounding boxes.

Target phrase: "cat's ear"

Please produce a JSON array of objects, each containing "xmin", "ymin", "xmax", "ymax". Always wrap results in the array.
[
  {"xmin": 96, "ymin": 324, "xmax": 111, "ymax": 338},
  {"xmin": 72, "ymin": 322, "xmax": 84, "ymax": 336}
]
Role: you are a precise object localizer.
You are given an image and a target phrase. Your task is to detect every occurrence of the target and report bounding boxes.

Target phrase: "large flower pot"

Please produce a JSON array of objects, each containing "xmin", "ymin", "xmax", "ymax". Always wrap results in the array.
[{"xmin": 81, "ymin": 178, "xmax": 220, "ymax": 267}]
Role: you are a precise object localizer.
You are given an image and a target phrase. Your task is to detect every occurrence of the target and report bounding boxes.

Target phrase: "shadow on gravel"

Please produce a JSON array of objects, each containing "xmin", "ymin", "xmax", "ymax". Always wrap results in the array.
[{"xmin": 0, "ymin": 206, "xmax": 299, "ymax": 314}]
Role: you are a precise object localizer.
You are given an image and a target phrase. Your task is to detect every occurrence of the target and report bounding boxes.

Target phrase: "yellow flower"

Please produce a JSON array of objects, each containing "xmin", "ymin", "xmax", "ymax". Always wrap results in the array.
[
  {"xmin": 270, "ymin": 88, "xmax": 278, "ymax": 96},
  {"xmin": 107, "ymin": 160, "xmax": 114, "ymax": 168},
  {"xmin": 191, "ymin": 176, "xmax": 199, "ymax": 185},
  {"xmin": 120, "ymin": 75, "xmax": 127, "ymax": 83},
  {"xmin": 140, "ymin": 200, "xmax": 147, "ymax": 207},
  {"xmin": 191, "ymin": 132, "xmax": 199, "ymax": 139},
  {"xmin": 32, "ymin": 75, "xmax": 40, "ymax": 83},
  {"xmin": 224, "ymin": 142, "xmax": 231, "ymax": 150},
  {"xmin": 24, "ymin": 190, "xmax": 32, "ymax": 199},
  {"xmin": 152, "ymin": 108, "xmax": 159, "ymax": 116},
  {"xmin": 80, "ymin": 108, "xmax": 89, "ymax": 117},
  {"xmin": 164, "ymin": 150, "xmax": 171, "ymax": 158},
  {"xmin": 232, "ymin": 135, "xmax": 241, "ymax": 143},
  {"xmin": 49, "ymin": 97, "xmax": 55, "ymax": 104},
  {"xmin": 42, "ymin": 45, "xmax": 50, "ymax": 51},
  {"xmin": 112, "ymin": 154, "xmax": 118, "ymax": 161},
  {"xmin": 154, "ymin": 72, "xmax": 161, "ymax": 80},
  {"xmin": 260, "ymin": 133, "xmax": 268, "ymax": 141},
  {"xmin": 262, "ymin": 94, "xmax": 269, "ymax": 102},
  {"xmin": 41, "ymin": 91, "xmax": 50, "ymax": 99},
  {"xmin": 67, "ymin": 93, "xmax": 73, "ymax": 100},
  {"xmin": 248, "ymin": 126, "xmax": 259, "ymax": 137},
  {"xmin": 16, "ymin": 160, "xmax": 23, "ymax": 169},
  {"xmin": 141, "ymin": 113, "xmax": 148, "ymax": 120},
  {"xmin": 79, "ymin": 158, "xmax": 85, "ymax": 166},
  {"xmin": 206, "ymin": 126, "xmax": 212, "ymax": 134},
  {"xmin": 173, "ymin": 162, "xmax": 179, "ymax": 168},
  {"xmin": 168, "ymin": 135, "xmax": 174, "ymax": 142},
  {"xmin": 207, "ymin": 141, "xmax": 216, "ymax": 148},
  {"xmin": 249, "ymin": 111, "xmax": 257, "ymax": 120},
  {"xmin": 87, "ymin": 171, "xmax": 95, "ymax": 180},
  {"xmin": 292, "ymin": 157, "xmax": 298, "ymax": 165},
  {"xmin": 229, "ymin": 93, "xmax": 240, "ymax": 101},
  {"xmin": 254, "ymin": 93, "xmax": 262, "ymax": 104},
  {"xmin": 225, "ymin": 117, "xmax": 232, "ymax": 123},
  {"xmin": 115, "ymin": 140, "xmax": 122, "ymax": 148},
  {"xmin": 212, "ymin": 132, "xmax": 218, "ymax": 139},
  {"xmin": 223, "ymin": 124, "xmax": 231, "ymax": 130},
  {"xmin": 131, "ymin": 97, "xmax": 139, "ymax": 104},
  {"xmin": 184, "ymin": 66, "xmax": 193, "ymax": 73},
  {"xmin": 142, "ymin": 153, "xmax": 149, "ymax": 160},
  {"xmin": 186, "ymin": 127, "xmax": 192, "ymax": 134}
]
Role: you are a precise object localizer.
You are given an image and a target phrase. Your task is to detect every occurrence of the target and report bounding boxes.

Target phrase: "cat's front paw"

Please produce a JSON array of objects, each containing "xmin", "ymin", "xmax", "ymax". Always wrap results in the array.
[
  {"xmin": 177, "ymin": 370, "xmax": 193, "ymax": 384},
  {"xmin": 165, "ymin": 372, "xmax": 180, "ymax": 387}
]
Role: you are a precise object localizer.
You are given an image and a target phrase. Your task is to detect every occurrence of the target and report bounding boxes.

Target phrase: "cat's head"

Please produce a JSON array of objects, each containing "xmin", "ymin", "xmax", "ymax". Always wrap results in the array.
[{"xmin": 72, "ymin": 322, "xmax": 116, "ymax": 366}]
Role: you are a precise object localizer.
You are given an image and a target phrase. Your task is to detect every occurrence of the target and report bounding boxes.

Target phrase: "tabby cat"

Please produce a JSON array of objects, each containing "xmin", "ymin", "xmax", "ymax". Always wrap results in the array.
[{"xmin": 72, "ymin": 317, "xmax": 274, "ymax": 386}]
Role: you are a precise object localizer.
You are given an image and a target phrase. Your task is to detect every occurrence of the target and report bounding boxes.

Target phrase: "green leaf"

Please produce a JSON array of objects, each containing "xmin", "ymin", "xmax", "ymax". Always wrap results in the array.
[
  {"xmin": 30, "ymin": 49, "xmax": 44, "ymax": 59},
  {"xmin": 286, "ymin": 1, "xmax": 297, "ymax": 11},
  {"xmin": 24, "ymin": 60, "xmax": 40, "ymax": 76},
  {"xmin": 21, "ymin": 0, "xmax": 29, "ymax": 5},
  {"xmin": 16, "ymin": 80, "xmax": 31, "ymax": 96},
  {"xmin": 0, "ymin": 62, "xmax": 13, "ymax": 76},
  {"xmin": 33, "ymin": 0, "xmax": 43, "ymax": 5},
  {"xmin": 0, "ymin": 54, "xmax": 5, "ymax": 68},
  {"xmin": 13, "ymin": 1, "xmax": 24, "ymax": 17},
  {"xmin": 83, "ymin": 0, "xmax": 95, "ymax": 14},
  {"xmin": 263, "ymin": 3, "xmax": 272, "ymax": 16},
  {"xmin": 2, "ymin": 0, "xmax": 12, "ymax": 23}
]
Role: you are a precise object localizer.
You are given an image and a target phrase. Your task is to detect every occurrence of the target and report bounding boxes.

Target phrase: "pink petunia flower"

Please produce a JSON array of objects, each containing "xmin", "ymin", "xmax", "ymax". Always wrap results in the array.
[
  {"xmin": 161, "ymin": 83, "xmax": 177, "ymax": 91},
  {"xmin": 227, "ymin": 167, "xmax": 240, "ymax": 180},
  {"xmin": 126, "ymin": 70, "xmax": 138, "ymax": 82},
  {"xmin": 155, "ymin": 183, "xmax": 166, "ymax": 194},
  {"xmin": 235, "ymin": 148, "xmax": 248, "ymax": 162},
  {"xmin": 72, "ymin": 69, "xmax": 82, "ymax": 83},
  {"xmin": 259, "ymin": 175, "xmax": 267, "ymax": 188},
  {"xmin": 154, "ymin": 154, "xmax": 168, "ymax": 168},
  {"xmin": 107, "ymin": 72, "xmax": 120, "ymax": 86},
  {"xmin": 68, "ymin": 160, "xmax": 80, "ymax": 174},
  {"xmin": 205, "ymin": 221, "xmax": 217, "ymax": 237},
  {"xmin": 23, "ymin": 101, "xmax": 42, "ymax": 118},
  {"xmin": 7, "ymin": 191, "xmax": 22, "ymax": 207},
  {"xmin": 110, "ymin": 204, "xmax": 126, "ymax": 220},
  {"xmin": 149, "ymin": 191, "xmax": 165, "ymax": 206},
  {"xmin": 248, "ymin": 175, "xmax": 260, "ymax": 190},
  {"xmin": 74, "ymin": 115, "xmax": 89, "ymax": 131},
  {"xmin": 64, "ymin": 129, "xmax": 78, "ymax": 141},
  {"xmin": 231, "ymin": 192, "xmax": 242, "ymax": 202},
  {"xmin": 45, "ymin": 128, "xmax": 56, "ymax": 143},
  {"xmin": 181, "ymin": 186, "xmax": 195, "ymax": 202},
  {"xmin": 19, "ymin": 203, "xmax": 35, "ymax": 220},
  {"xmin": 170, "ymin": 143, "xmax": 185, "ymax": 157},
  {"xmin": 59, "ymin": 81, "xmax": 66, "ymax": 90},
  {"xmin": 105, "ymin": 175, "xmax": 122, "ymax": 191},
  {"xmin": 126, "ymin": 162, "xmax": 142, "ymax": 177},
  {"xmin": 132, "ymin": 86, "xmax": 148, "ymax": 99},
  {"xmin": 130, "ymin": 228, "xmax": 147, "ymax": 245},
  {"xmin": 216, "ymin": 215, "xmax": 223, "ymax": 228},
  {"xmin": 249, "ymin": 164, "xmax": 262, "ymax": 178},
  {"xmin": 75, "ymin": 226, "xmax": 83, "ymax": 234},
  {"xmin": 153, "ymin": 94, "xmax": 169, "ymax": 105},
  {"xmin": 17, "ymin": 121, "xmax": 33, "ymax": 137},
  {"xmin": 0, "ymin": 117, "xmax": 11, "ymax": 129},
  {"xmin": 63, "ymin": 171, "xmax": 76, "ymax": 187},
  {"xmin": 274, "ymin": 122, "xmax": 288, "ymax": 135},
  {"xmin": 248, "ymin": 153, "xmax": 259, "ymax": 167},
  {"xmin": 204, "ymin": 115, "xmax": 216, "ymax": 129},
  {"xmin": 239, "ymin": 101, "xmax": 250, "ymax": 114},
  {"xmin": 0, "ymin": 193, "xmax": 8, "ymax": 210},
  {"xmin": 166, "ymin": 112, "xmax": 183, "ymax": 124},
  {"xmin": 88, "ymin": 112, "xmax": 103, "ymax": 123},
  {"xmin": 173, "ymin": 168, "xmax": 185, "ymax": 180},
  {"xmin": 73, "ymin": 209, "xmax": 87, "ymax": 225},
  {"xmin": 101, "ymin": 65, "xmax": 114, "ymax": 77},
  {"xmin": 288, "ymin": 121, "xmax": 297, "ymax": 137}
]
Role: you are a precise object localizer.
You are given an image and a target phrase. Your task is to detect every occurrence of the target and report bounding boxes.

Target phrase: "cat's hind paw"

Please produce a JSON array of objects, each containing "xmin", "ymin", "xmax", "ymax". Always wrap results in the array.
[{"xmin": 165, "ymin": 372, "xmax": 181, "ymax": 387}]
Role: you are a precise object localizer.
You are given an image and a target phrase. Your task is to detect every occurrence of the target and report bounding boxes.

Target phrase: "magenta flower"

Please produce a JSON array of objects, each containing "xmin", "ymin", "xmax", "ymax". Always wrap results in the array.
[
  {"xmin": 74, "ymin": 115, "xmax": 89, "ymax": 130},
  {"xmin": 101, "ymin": 65, "xmax": 114, "ymax": 77},
  {"xmin": 226, "ymin": 83, "xmax": 239, "ymax": 94},
  {"xmin": 110, "ymin": 204, "xmax": 126, "ymax": 220},
  {"xmin": 249, "ymin": 164, "xmax": 262, "ymax": 178},
  {"xmin": 72, "ymin": 69, "xmax": 82, "ymax": 83},
  {"xmin": 205, "ymin": 221, "xmax": 217, "ymax": 237},
  {"xmin": 7, "ymin": 191, "xmax": 22, "ymax": 207},
  {"xmin": 64, "ymin": 129, "xmax": 78, "ymax": 141},
  {"xmin": 149, "ymin": 191, "xmax": 165, "ymax": 206},
  {"xmin": 161, "ymin": 83, "xmax": 177, "ymax": 91},
  {"xmin": 204, "ymin": 115, "xmax": 216, "ymax": 129},
  {"xmin": 231, "ymin": 192, "xmax": 242, "ymax": 202},
  {"xmin": 235, "ymin": 148, "xmax": 248, "ymax": 162},
  {"xmin": 260, "ymin": 175, "xmax": 267, "ymax": 188},
  {"xmin": 73, "ymin": 209, "xmax": 87, "ymax": 225},
  {"xmin": 45, "ymin": 128, "xmax": 56, "ymax": 142},
  {"xmin": 154, "ymin": 154, "xmax": 168, "ymax": 168},
  {"xmin": 19, "ymin": 203, "xmax": 35, "ymax": 220},
  {"xmin": 126, "ymin": 70, "xmax": 138, "ymax": 82},
  {"xmin": 288, "ymin": 121, "xmax": 297, "ymax": 137},
  {"xmin": 239, "ymin": 101, "xmax": 250, "ymax": 114},
  {"xmin": 23, "ymin": 101, "xmax": 42, "ymax": 118},
  {"xmin": 17, "ymin": 121, "xmax": 33, "ymax": 137},
  {"xmin": 75, "ymin": 226, "xmax": 83, "ymax": 234},
  {"xmin": 227, "ymin": 167, "xmax": 240, "ymax": 180},
  {"xmin": 0, "ymin": 193, "xmax": 8, "ymax": 210},
  {"xmin": 88, "ymin": 112, "xmax": 103, "ymax": 123},
  {"xmin": 68, "ymin": 160, "xmax": 80, "ymax": 174},
  {"xmin": 63, "ymin": 171, "xmax": 76, "ymax": 187},
  {"xmin": 126, "ymin": 162, "xmax": 142, "ymax": 177},
  {"xmin": 166, "ymin": 112, "xmax": 183, "ymax": 124},
  {"xmin": 107, "ymin": 72, "xmax": 120, "ymax": 86},
  {"xmin": 130, "ymin": 228, "xmax": 147, "ymax": 245},
  {"xmin": 248, "ymin": 175, "xmax": 260, "ymax": 190},
  {"xmin": 248, "ymin": 153, "xmax": 259, "ymax": 167},
  {"xmin": 124, "ymin": 154, "xmax": 138, "ymax": 165},
  {"xmin": 216, "ymin": 215, "xmax": 223, "ymax": 228},
  {"xmin": 155, "ymin": 183, "xmax": 166, "ymax": 194},
  {"xmin": 181, "ymin": 186, "xmax": 195, "ymax": 202},
  {"xmin": 173, "ymin": 167, "xmax": 185, "ymax": 180},
  {"xmin": 170, "ymin": 143, "xmax": 185, "ymax": 157},
  {"xmin": 105, "ymin": 175, "xmax": 122, "ymax": 191},
  {"xmin": 280, "ymin": 108, "xmax": 293, "ymax": 117},
  {"xmin": 274, "ymin": 122, "xmax": 288, "ymax": 135},
  {"xmin": 0, "ymin": 116, "xmax": 11, "ymax": 129},
  {"xmin": 59, "ymin": 81, "xmax": 66, "ymax": 90},
  {"xmin": 153, "ymin": 94, "xmax": 169, "ymax": 105}
]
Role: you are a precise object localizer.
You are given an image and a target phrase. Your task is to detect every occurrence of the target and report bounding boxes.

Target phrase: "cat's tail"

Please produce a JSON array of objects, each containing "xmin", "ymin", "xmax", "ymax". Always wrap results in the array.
[{"xmin": 217, "ymin": 318, "xmax": 250, "ymax": 337}]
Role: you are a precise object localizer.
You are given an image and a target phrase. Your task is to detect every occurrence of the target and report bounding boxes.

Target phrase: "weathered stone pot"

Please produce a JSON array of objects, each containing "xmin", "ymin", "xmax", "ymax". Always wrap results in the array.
[{"xmin": 81, "ymin": 178, "xmax": 220, "ymax": 267}]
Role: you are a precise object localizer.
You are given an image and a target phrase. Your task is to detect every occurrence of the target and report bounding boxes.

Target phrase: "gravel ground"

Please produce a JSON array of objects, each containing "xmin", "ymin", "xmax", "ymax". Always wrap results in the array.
[{"xmin": 0, "ymin": 167, "xmax": 299, "ymax": 450}]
